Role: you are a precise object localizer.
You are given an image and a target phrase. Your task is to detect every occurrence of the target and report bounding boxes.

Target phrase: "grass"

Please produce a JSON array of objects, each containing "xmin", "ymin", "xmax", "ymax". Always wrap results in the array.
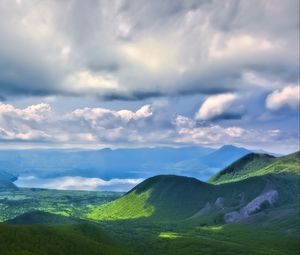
[
  {"xmin": 0, "ymin": 151, "xmax": 299, "ymax": 254},
  {"xmin": 0, "ymin": 223, "xmax": 133, "ymax": 255},
  {"xmin": 210, "ymin": 151, "xmax": 299, "ymax": 184},
  {"xmin": 87, "ymin": 190, "xmax": 154, "ymax": 220},
  {"xmin": 0, "ymin": 188, "xmax": 122, "ymax": 222},
  {"xmin": 98, "ymin": 219, "xmax": 299, "ymax": 255},
  {"xmin": 159, "ymin": 232, "xmax": 181, "ymax": 239},
  {"xmin": 85, "ymin": 173, "xmax": 299, "ymax": 222}
]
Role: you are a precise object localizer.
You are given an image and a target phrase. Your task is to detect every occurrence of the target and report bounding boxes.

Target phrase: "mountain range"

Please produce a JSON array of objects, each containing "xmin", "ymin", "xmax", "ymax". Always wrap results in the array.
[
  {"xmin": 87, "ymin": 151, "xmax": 299, "ymax": 225},
  {"xmin": 0, "ymin": 145, "xmax": 250, "ymax": 182}
]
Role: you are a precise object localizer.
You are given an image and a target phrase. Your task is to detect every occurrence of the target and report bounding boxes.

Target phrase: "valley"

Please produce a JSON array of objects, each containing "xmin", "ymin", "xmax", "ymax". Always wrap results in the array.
[{"xmin": 0, "ymin": 151, "xmax": 299, "ymax": 254}]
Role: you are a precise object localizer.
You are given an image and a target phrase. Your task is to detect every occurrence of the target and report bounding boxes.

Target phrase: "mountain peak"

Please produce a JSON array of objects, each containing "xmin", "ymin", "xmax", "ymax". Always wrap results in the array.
[
  {"xmin": 210, "ymin": 151, "xmax": 299, "ymax": 184},
  {"xmin": 129, "ymin": 174, "xmax": 208, "ymax": 194}
]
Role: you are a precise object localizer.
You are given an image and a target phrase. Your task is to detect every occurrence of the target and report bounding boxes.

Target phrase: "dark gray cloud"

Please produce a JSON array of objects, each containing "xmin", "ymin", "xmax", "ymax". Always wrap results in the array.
[{"xmin": 0, "ymin": 0, "xmax": 298, "ymax": 100}]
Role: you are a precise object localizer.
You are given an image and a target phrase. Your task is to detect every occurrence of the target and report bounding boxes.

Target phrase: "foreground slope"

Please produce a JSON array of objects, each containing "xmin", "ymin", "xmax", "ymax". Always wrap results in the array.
[{"xmin": 0, "ymin": 221, "xmax": 133, "ymax": 255}]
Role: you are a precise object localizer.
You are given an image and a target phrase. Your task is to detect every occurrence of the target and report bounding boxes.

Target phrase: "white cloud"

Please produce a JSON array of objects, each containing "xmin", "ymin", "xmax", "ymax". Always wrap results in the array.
[
  {"xmin": 266, "ymin": 85, "xmax": 300, "ymax": 110},
  {"xmin": 15, "ymin": 176, "xmax": 144, "ymax": 191},
  {"xmin": 0, "ymin": 102, "xmax": 298, "ymax": 153},
  {"xmin": 209, "ymin": 34, "xmax": 274, "ymax": 59},
  {"xmin": 195, "ymin": 93, "xmax": 238, "ymax": 120}
]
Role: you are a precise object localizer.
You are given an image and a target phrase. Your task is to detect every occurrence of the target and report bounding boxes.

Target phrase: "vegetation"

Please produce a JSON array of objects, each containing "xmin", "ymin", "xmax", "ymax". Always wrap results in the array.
[
  {"xmin": 210, "ymin": 151, "xmax": 299, "ymax": 184},
  {"xmin": 87, "ymin": 190, "xmax": 154, "ymax": 220},
  {"xmin": 0, "ymin": 150, "xmax": 299, "ymax": 254},
  {"xmin": 0, "ymin": 188, "xmax": 122, "ymax": 222},
  {"xmin": 6, "ymin": 211, "xmax": 81, "ymax": 225},
  {"xmin": 87, "ymin": 175, "xmax": 215, "ymax": 221},
  {"xmin": 86, "ymin": 173, "xmax": 299, "ymax": 222},
  {"xmin": 98, "ymin": 220, "xmax": 299, "ymax": 255},
  {"xmin": 0, "ymin": 223, "xmax": 133, "ymax": 255}
]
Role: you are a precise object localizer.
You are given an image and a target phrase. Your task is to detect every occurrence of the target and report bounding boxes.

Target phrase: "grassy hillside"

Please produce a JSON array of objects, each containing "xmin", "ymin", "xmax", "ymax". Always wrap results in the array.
[
  {"xmin": 1, "ymin": 217, "xmax": 299, "ymax": 255},
  {"xmin": 259, "ymin": 151, "xmax": 300, "ymax": 175},
  {"xmin": 103, "ymin": 219, "xmax": 299, "ymax": 255},
  {"xmin": 87, "ymin": 189, "xmax": 154, "ymax": 220},
  {"xmin": 0, "ymin": 222, "xmax": 133, "ymax": 255},
  {"xmin": 6, "ymin": 210, "xmax": 81, "ymax": 225},
  {"xmin": 87, "ymin": 175, "xmax": 214, "ymax": 221},
  {"xmin": 210, "ymin": 151, "xmax": 299, "ymax": 184},
  {"xmin": 86, "ymin": 173, "xmax": 299, "ymax": 222}
]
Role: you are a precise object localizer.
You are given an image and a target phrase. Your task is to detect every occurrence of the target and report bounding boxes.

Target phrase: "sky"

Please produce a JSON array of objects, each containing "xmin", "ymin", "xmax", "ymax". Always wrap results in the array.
[{"xmin": 0, "ymin": 0, "xmax": 299, "ymax": 154}]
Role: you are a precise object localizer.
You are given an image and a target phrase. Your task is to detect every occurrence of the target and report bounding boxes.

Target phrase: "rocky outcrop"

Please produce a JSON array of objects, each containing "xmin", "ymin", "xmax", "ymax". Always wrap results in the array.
[
  {"xmin": 224, "ymin": 189, "xmax": 278, "ymax": 223},
  {"xmin": 214, "ymin": 197, "xmax": 225, "ymax": 210},
  {"xmin": 189, "ymin": 202, "xmax": 212, "ymax": 219}
]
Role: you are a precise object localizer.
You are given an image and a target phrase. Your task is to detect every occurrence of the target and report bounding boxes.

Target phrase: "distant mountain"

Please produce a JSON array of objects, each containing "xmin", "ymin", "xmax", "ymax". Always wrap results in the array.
[
  {"xmin": 210, "ymin": 151, "xmax": 299, "ymax": 184},
  {"xmin": 0, "ymin": 169, "xmax": 17, "ymax": 182},
  {"xmin": 0, "ymin": 145, "xmax": 250, "ymax": 182},
  {"xmin": 201, "ymin": 145, "xmax": 250, "ymax": 168},
  {"xmin": 0, "ymin": 170, "xmax": 17, "ymax": 190},
  {"xmin": 0, "ymin": 180, "xmax": 17, "ymax": 190},
  {"xmin": 87, "ymin": 151, "xmax": 299, "ymax": 225}
]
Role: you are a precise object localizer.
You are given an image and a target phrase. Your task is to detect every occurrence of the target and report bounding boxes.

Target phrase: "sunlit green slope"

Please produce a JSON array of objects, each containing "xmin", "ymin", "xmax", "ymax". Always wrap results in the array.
[
  {"xmin": 210, "ymin": 151, "xmax": 299, "ymax": 184},
  {"xmin": 86, "ymin": 172, "xmax": 299, "ymax": 222},
  {"xmin": 87, "ymin": 175, "xmax": 213, "ymax": 221},
  {"xmin": 86, "ymin": 151, "xmax": 299, "ymax": 222}
]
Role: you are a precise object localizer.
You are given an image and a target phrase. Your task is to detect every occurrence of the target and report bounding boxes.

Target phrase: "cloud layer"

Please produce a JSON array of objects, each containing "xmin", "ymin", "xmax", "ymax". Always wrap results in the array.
[
  {"xmin": 0, "ymin": 0, "xmax": 299, "ymax": 100},
  {"xmin": 15, "ymin": 175, "xmax": 144, "ymax": 191},
  {"xmin": 0, "ymin": 101, "xmax": 298, "ymax": 153},
  {"xmin": 0, "ymin": 1, "xmax": 299, "ymax": 154}
]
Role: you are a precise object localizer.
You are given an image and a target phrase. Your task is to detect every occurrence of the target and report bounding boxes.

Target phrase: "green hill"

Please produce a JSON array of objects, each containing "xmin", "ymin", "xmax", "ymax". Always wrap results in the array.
[
  {"xmin": 210, "ymin": 151, "xmax": 299, "ymax": 184},
  {"xmin": 86, "ymin": 173, "xmax": 299, "ymax": 223},
  {"xmin": 87, "ymin": 175, "xmax": 213, "ymax": 221},
  {"xmin": 86, "ymin": 151, "xmax": 299, "ymax": 223},
  {"xmin": 0, "ymin": 222, "xmax": 133, "ymax": 255},
  {"xmin": 6, "ymin": 211, "xmax": 81, "ymax": 225}
]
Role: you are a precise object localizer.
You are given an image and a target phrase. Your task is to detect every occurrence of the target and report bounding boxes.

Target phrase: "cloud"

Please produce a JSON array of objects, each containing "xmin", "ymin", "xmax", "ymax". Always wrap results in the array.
[
  {"xmin": 266, "ymin": 85, "xmax": 300, "ymax": 111},
  {"xmin": 15, "ymin": 176, "xmax": 144, "ymax": 191},
  {"xmin": 195, "ymin": 93, "xmax": 242, "ymax": 120},
  {"xmin": 0, "ymin": 101, "xmax": 298, "ymax": 153},
  {"xmin": 0, "ymin": 0, "xmax": 298, "ymax": 100}
]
